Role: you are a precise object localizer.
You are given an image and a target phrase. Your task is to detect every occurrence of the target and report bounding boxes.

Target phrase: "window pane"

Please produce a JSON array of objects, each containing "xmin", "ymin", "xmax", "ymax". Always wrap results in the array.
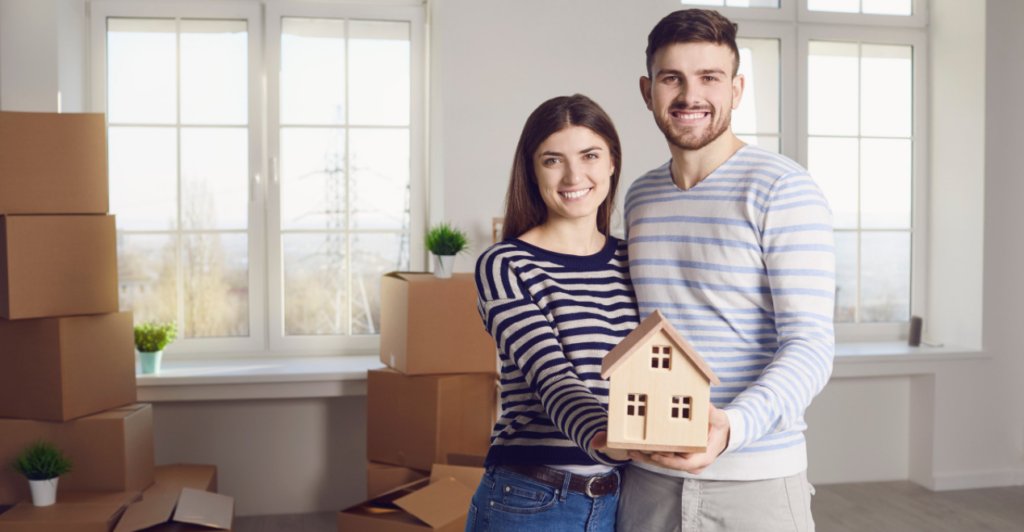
[
  {"xmin": 862, "ymin": 0, "xmax": 912, "ymax": 16},
  {"xmin": 281, "ymin": 18, "xmax": 346, "ymax": 125},
  {"xmin": 117, "ymin": 234, "xmax": 177, "ymax": 325},
  {"xmin": 808, "ymin": 41, "xmax": 859, "ymax": 136},
  {"xmin": 860, "ymin": 139, "xmax": 911, "ymax": 229},
  {"xmin": 737, "ymin": 135, "xmax": 780, "ymax": 153},
  {"xmin": 860, "ymin": 232, "xmax": 910, "ymax": 322},
  {"xmin": 351, "ymin": 128, "xmax": 410, "ymax": 230},
  {"xmin": 733, "ymin": 39, "xmax": 780, "ymax": 136},
  {"xmin": 808, "ymin": 0, "xmax": 859, "ymax": 13},
  {"xmin": 284, "ymin": 234, "xmax": 348, "ymax": 336},
  {"xmin": 352, "ymin": 233, "xmax": 410, "ymax": 335},
  {"xmin": 861, "ymin": 44, "xmax": 912, "ymax": 137},
  {"xmin": 180, "ymin": 19, "xmax": 248, "ymax": 125},
  {"xmin": 109, "ymin": 127, "xmax": 177, "ymax": 231},
  {"xmin": 834, "ymin": 232, "xmax": 856, "ymax": 323},
  {"xmin": 808, "ymin": 137, "xmax": 857, "ymax": 229},
  {"xmin": 181, "ymin": 128, "xmax": 249, "ymax": 230},
  {"xmin": 281, "ymin": 128, "xmax": 346, "ymax": 230},
  {"xmin": 349, "ymin": 20, "xmax": 410, "ymax": 126},
  {"xmin": 726, "ymin": 0, "xmax": 780, "ymax": 7},
  {"xmin": 107, "ymin": 18, "xmax": 176, "ymax": 124},
  {"xmin": 183, "ymin": 233, "xmax": 249, "ymax": 337}
]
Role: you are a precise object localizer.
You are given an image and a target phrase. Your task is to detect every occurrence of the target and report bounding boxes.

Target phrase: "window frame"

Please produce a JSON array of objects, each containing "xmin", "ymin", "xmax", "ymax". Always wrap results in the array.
[
  {"xmin": 89, "ymin": 1, "xmax": 427, "ymax": 359},
  {"xmin": 89, "ymin": 1, "xmax": 267, "ymax": 356},
  {"xmin": 264, "ymin": 2, "xmax": 427, "ymax": 355},
  {"xmin": 734, "ymin": 22, "xmax": 798, "ymax": 158},
  {"xmin": 680, "ymin": 0, "xmax": 798, "ymax": 22},
  {"xmin": 798, "ymin": 0, "xmax": 928, "ymax": 28},
  {"xmin": 796, "ymin": 24, "xmax": 928, "ymax": 342}
]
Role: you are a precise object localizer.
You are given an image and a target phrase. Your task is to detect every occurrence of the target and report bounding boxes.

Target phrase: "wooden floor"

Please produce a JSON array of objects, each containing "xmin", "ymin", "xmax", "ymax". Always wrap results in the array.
[{"xmin": 234, "ymin": 481, "xmax": 1024, "ymax": 531}]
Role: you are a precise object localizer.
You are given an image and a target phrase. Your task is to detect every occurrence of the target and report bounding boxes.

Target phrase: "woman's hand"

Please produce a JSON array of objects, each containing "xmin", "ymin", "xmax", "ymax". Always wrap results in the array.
[{"xmin": 590, "ymin": 431, "xmax": 632, "ymax": 462}]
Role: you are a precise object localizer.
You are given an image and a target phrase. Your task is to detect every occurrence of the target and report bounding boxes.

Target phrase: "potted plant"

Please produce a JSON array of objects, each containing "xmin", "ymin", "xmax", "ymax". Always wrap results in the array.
[
  {"xmin": 11, "ymin": 439, "xmax": 73, "ymax": 507},
  {"xmin": 425, "ymin": 222, "xmax": 469, "ymax": 279},
  {"xmin": 134, "ymin": 321, "xmax": 178, "ymax": 375}
]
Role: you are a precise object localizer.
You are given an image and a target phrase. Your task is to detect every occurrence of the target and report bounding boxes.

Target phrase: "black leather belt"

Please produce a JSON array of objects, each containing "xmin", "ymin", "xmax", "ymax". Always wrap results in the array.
[{"xmin": 499, "ymin": 464, "xmax": 618, "ymax": 497}]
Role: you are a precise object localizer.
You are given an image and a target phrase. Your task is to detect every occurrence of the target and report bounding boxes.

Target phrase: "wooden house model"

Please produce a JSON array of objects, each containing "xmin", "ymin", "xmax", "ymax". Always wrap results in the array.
[{"xmin": 601, "ymin": 310, "xmax": 720, "ymax": 453}]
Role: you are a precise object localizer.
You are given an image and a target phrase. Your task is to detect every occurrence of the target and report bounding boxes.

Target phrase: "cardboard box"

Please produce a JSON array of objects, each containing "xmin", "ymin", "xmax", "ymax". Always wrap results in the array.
[
  {"xmin": 114, "ymin": 464, "xmax": 229, "ymax": 532},
  {"xmin": 379, "ymin": 273, "xmax": 497, "ymax": 375},
  {"xmin": 367, "ymin": 369, "xmax": 495, "ymax": 471},
  {"xmin": 0, "ymin": 490, "xmax": 142, "ymax": 532},
  {"xmin": 0, "ymin": 111, "xmax": 108, "ymax": 215},
  {"xmin": 0, "ymin": 215, "xmax": 119, "ymax": 320},
  {"xmin": 114, "ymin": 489, "xmax": 232, "ymax": 532},
  {"xmin": 152, "ymin": 465, "xmax": 217, "ymax": 494},
  {"xmin": 0, "ymin": 311, "xmax": 136, "ymax": 422},
  {"xmin": 0, "ymin": 404, "xmax": 155, "ymax": 505},
  {"xmin": 368, "ymin": 462, "xmax": 430, "ymax": 500},
  {"xmin": 338, "ymin": 464, "xmax": 484, "ymax": 532}
]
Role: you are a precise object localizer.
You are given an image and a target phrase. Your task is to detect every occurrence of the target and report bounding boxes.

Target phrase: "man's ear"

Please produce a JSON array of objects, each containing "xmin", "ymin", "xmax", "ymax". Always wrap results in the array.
[
  {"xmin": 731, "ymin": 73, "xmax": 745, "ymax": 110},
  {"xmin": 639, "ymin": 76, "xmax": 654, "ymax": 111}
]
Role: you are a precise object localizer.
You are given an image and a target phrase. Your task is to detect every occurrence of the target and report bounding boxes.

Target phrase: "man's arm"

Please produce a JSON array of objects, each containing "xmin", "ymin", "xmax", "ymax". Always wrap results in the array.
[{"xmin": 721, "ymin": 171, "xmax": 836, "ymax": 453}]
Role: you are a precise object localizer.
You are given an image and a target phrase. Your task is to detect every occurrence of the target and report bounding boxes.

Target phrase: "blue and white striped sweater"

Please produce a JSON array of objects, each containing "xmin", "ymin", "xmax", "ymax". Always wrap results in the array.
[
  {"xmin": 625, "ymin": 145, "xmax": 836, "ymax": 481},
  {"xmin": 475, "ymin": 237, "xmax": 639, "ymax": 467}
]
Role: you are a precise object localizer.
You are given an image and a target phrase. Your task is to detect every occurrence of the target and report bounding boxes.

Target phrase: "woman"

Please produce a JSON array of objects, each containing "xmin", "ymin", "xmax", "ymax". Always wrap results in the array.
[{"xmin": 466, "ymin": 94, "xmax": 639, "ymax": 532}]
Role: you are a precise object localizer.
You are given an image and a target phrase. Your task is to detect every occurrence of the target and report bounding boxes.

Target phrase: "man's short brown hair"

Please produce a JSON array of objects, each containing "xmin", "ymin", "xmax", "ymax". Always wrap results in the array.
[{"xmin": 646, "ymin": 9, "xmax": 740, "ymax": 78}]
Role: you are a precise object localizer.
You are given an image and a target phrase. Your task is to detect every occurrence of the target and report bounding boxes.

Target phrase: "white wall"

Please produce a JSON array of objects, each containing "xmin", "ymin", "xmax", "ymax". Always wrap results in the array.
[
  {"xmin": 151, "ymin": 397, "xmax": 367, "ymax": 516},
  {"xmin": 981, "ymin": 0, "xmax": 1024, "ymax": 486}
]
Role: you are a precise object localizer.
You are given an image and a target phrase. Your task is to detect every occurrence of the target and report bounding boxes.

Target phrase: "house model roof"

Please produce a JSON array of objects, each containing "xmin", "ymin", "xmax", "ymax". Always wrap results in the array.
[{"xmin": 601, "ymin": 309, "xmax": 720, "ymax": 385}]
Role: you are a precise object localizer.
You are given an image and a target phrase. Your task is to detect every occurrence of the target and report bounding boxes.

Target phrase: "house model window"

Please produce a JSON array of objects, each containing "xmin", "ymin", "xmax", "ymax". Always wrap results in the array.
[
  {"xmin": 650, "ymin": 345, "xmax": 671, "ymax": 370},
  {"xmin": 671, "ymin": 396, "xmax": 692, "ymax": 420},
  {"xmin": 627, "ymin": 394, "xmax": 647, "ymax": 416}
]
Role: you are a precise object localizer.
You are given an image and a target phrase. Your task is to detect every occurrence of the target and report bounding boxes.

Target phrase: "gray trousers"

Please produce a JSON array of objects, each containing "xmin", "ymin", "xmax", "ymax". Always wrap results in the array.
[{"xmin": 616, "ymin": 464, "xmax": 815, "ymax": 532}]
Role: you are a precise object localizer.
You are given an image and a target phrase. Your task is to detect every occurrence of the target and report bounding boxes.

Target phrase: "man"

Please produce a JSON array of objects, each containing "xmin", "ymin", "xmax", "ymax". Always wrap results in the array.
[{"xmin": 618, "ymin": 9, "xmax": 835, "ymax": 532}]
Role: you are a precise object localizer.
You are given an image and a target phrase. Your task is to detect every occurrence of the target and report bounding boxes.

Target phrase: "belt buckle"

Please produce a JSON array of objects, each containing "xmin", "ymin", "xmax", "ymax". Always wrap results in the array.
[{"xmin": 584, "ymin": 476, "xmax": 599, "ymax": 498}]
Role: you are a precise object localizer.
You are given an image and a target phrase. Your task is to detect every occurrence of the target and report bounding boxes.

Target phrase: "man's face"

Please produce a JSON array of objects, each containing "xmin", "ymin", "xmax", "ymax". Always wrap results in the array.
[{"xmin": 641, "ymin": 41, "xmax": 744, "ymax": 151}]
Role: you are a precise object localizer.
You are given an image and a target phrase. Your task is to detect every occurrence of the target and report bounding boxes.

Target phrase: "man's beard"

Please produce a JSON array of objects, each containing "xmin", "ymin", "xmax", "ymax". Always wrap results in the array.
[{"xmin": 655, "ymin": 105, "xmax": 732, "ymax": 151}]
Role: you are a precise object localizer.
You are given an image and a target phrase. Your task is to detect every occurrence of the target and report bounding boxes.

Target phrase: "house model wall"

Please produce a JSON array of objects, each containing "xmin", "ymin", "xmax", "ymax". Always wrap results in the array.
[{"xmin": 601, "ymin": 310, "xmax": 720, "ymax": 453}]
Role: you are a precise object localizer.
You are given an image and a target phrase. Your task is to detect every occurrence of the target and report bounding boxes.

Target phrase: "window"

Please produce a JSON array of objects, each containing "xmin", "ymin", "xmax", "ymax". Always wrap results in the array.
[
  {"xmin": 734, "ymin": 37, "xmax": 782, "ymax": 153},
  {"xmin": 808, "ymin": 0, "xmax": 912, "ymax": 16},
  {"xmin": 651, "ymin": 346, "xmax": 672, "ymax": 370},
  {"xmin": 799, "ymin": 25, "xmax": 925, "ymax": 340},
  {"xmin": 626, "ymin": 394, "xmax": 648, "ymax": 417},
  {"xmin": 671, "ymin": 396, "xmax": 693, "ymax": 420},
  {"xmin": 683, "ymin": 0, "xmax": 781, "ymax": 7},
  {"xmin": 806, "ymin": 38, "xmax": 915, "ymax": 325},
  {"xmin": 91, "ymin": 2, "xmax": 425, "ymax": 357}
]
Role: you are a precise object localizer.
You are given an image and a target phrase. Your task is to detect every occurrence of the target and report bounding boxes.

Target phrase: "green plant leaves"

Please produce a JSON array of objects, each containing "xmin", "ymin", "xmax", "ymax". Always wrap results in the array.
[
  {"xmin": 11, "ymin": 440, "xmax": 73, "ymax": 481},
  {"xmin": 134, "ymin": 321, "xmax": 179, "ymax": 353},
  {"xmin": 425, "ymin": 222, "xmax": 469, "ymax": 256}
]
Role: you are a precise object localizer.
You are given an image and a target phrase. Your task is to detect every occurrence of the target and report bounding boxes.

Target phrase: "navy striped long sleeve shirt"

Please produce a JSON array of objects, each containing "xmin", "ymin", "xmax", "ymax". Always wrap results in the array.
[
  {"xmin": 475, "ymin": 236, "xmax": 639, "ymax": 467},
  {"xmin": 625, "ymin": 145, "xmax": 836, "ymax": 481}
]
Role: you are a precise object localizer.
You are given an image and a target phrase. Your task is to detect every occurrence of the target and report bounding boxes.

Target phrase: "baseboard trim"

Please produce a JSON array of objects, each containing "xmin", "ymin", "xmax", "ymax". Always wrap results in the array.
[{"xmin": 928, "ymin": 468, "xmax": 1024, "ymax": 491}]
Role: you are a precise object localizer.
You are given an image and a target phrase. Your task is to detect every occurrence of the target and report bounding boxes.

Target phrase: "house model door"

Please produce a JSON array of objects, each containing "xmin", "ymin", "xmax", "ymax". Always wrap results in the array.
[{"xmin": 625, "ymin": 393, "xmax": 648, "ymax": 441}]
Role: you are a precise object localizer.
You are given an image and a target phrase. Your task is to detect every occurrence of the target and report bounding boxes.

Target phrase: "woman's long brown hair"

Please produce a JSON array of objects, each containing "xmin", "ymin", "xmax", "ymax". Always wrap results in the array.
[{"xmin": 501, "ymin": 94, "xmax": 623, "ymax": 242}]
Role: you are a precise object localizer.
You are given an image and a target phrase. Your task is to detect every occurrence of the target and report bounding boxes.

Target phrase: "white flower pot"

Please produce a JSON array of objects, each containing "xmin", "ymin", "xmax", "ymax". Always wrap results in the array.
[
  {"xmin": 29, "ymin": 477, "xmax": 58, "ymax": 507},
  {"xmin": 433, "ymin": 255, "xmax": 456, "ymax": 279}
]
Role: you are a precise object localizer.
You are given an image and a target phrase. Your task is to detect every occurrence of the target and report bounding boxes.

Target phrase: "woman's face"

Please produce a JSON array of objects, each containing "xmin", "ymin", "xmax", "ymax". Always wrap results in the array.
[{"xmin": 532, "ymin": 126, "xmax": 615, "ymax": 225}]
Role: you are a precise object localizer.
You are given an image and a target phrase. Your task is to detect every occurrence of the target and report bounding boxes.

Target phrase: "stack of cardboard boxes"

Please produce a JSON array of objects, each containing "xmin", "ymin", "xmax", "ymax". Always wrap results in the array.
[
  {"xmin": 0, "ymin": 111, "xmax": 233, "ymax": 532},
  {"xmin": 338, "ymin": 272, "xmax": 500, "ymax": 531}
]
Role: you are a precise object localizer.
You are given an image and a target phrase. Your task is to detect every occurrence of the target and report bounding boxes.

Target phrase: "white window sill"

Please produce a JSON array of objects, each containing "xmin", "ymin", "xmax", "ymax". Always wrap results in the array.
[{"xmin": 135, "ymin": 344, "xmax": 985, "ymax": 403}]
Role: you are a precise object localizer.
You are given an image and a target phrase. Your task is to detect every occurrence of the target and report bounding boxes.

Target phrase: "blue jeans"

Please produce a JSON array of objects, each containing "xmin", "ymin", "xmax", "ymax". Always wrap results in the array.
[{"xmin": 465, "ymin": 465, "xmax": 620, "ymax": 532}]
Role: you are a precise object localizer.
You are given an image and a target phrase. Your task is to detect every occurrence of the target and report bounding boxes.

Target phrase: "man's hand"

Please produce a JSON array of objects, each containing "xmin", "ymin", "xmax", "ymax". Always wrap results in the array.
[
  {"xmin": 628, "ymin": 404, "xmax": 730, "ymax": 475},
  {"xmin": 590, "ymin": 431, "xmax": 632, "ymax": 462}
]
